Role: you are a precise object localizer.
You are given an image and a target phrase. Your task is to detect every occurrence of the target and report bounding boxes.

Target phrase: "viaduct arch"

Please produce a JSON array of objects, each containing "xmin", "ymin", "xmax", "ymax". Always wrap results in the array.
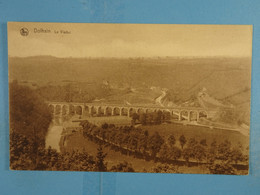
[{"xmin": 47, "ymin": 102, "xmax": 210, "ymax": 122}]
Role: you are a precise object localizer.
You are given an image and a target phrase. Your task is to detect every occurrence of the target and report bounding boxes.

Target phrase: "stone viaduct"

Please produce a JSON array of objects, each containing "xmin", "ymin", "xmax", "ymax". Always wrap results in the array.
[{"xmin": 47, "ymin": 101, "xmax": 217, "ymax": 122}]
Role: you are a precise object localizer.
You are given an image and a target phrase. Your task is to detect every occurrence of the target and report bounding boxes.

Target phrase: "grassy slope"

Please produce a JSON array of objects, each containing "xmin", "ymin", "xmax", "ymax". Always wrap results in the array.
[{"xmin": 141, "ymin": 123, "xmax": 249, "ymax": 152}]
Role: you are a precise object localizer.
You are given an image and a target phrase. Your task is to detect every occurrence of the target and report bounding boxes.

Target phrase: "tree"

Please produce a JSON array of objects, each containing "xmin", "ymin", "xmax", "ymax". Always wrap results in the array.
[
  {"xmin": 9, "ymin": 82, "xmax": 52, "ymax": 169},
  {"xmin": 193, "ymin": 145, "xmax": 206, "ymax": 164},
  {"xmin": 200, "ymin": 139, "xmax": 207, "ymax": 147},
  {"xmin": 163, "ymin": 112, "xmax": 171, "ymax": 122},
  {"xmin": 144, "ymin": 130, "xmax": 149, "ymax": 137},
  {"xmin": 152, "ymin": 163, "xmax": 179, "ymax": 173},
  {"xmin": 168, "ymin": 135, "xmax": 176, "ymax": 147},
  {"xmin": 137, "ymin": 134, "xmax": 147, "ymax": 153},
  {"xmin": 188, "ymin": 138, "xmax": 198, "ymax": 148},
  {"xmin": 110, "ymin": 161, "xmax": 135, "ymax": 172},
  {"xmin": 206, "ymin": 139, "xmax": 217, "ymax": 164},
  {"xmin": 158, "ymin": 144, "xmax": 170, "ymax": 162},
  {"xmin": 208, "ymin": 161, "xmax": 236, "ymax": 175},
  {"xmin": 95, "ymin": 144, "xmax": 107, "ymax": 171},
  {"xmin": 146, "ymin": 113, "xmax": 153, "ymax": 124},
  {"xmin": 179, "ymin": 135, "xmax": 187, "ymax": 149},
  {"xmin": 147, "ymin": 132, "xmax": 164, "ymax": 159},
  {"xmin": 9, "ymin": 82, "xmax": 52, "ymax": 139},
  {"xmin": 129, "ymin": 133, "xmax": 138, "ymax": 151},
  {"xmin": 210, "ymin": 139, "xmax": 217, "ymax": 149},
  {"xmin": 183, "ymin": 138, "xmax": 200, "ymax": 165},
  {"xmin": 182, "ymin": 148, "xmax": 192, "ymax": 166},
  {"xmin": 230, "ymin": 145, "xmax": 244, "ymax": 165},
  {"xmin": 169, "ymin": 146, "xmax": 181, "ymax": 162},
  {"xmin": 10, "ymin": 132, "xmax": 33, "ymax": 170},
  {"xmin": 244, "ymin": 146, "xmax": 249, "ymax": 163},
  {"xmin": 186, "ymin": 138, "xmax": 206, "ymax": 164},
  {"xmin": 132, "ymin": 113, "xmax": 139, "ymax": 125},
  {"xmin": 139, "ymin": 113, "xmax": 147, "ymax": 125},
  {"xmin": 217, "ymin": 140, "xmax": 232, "ymax": 161},
  {"xmin": 155, "ymin": 110, "xmax": 163, "ymax": 124},
  {"xmin": 102, "ymin": 123, "xmax": 109, "ymax": 129}
]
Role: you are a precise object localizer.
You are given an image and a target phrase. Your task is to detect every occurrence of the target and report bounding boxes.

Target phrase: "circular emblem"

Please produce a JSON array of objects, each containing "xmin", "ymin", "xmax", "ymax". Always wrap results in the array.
[{"xmin": 20, "ymin": 28, "xmax": 29, "ymax": 36}]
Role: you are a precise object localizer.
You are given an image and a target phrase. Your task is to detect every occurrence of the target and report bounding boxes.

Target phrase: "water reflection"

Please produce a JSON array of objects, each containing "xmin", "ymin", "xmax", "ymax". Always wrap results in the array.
[
  {"xmin": 45, "ymin": 125, "xmax": 63, "ymax": 152},
  {"xmin": 45, "ymin": 115, "xmax": 68, "ymax": 152}
]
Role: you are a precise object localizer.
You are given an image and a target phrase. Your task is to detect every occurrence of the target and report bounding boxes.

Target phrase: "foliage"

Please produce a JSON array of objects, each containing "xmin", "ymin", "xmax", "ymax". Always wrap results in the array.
[
  {"xmin": 9, "ymin": 82, "xmax": 52, "ymax": 169},
  {"xmin": 132, "ymin": 111, "xmax": 171, "ymax": 125},
  {"xmin": 95, "ymin": 144, "xmax": 107, "ymax": 172},
  {"xmin": 168, "ymin": 135, "xmax": 176, "ymax": 147},
  {"xmin": 147, "ymin": 132, "xmax": 164, "ymax": 159},
  {"xmin": 158, "ymin": 144, "xmax": 170, "ymax": 161},
  {"xmin": 10, "ymin": 131, "xmax": 104, "ymax": 171},
  {"xmin": 131, "ymin": 113, "xmax": 139, "ymax": 125},
  {"xmin": 110, "ymin": 161, "xmax": 135, "ymax": 172},
  {"xmin": 9, "ymin": 83, "xmax": 104, "ymax": 172},
  {"xmin": 179, "ymin": 135, "xmax": 187, "ymax": 149},
  {"xmin": 139, "ymin": 113, "xmax": 147, "ymax": 125},
  {"xmin": 10, "ymin": 132, "xmax": 34, "ymax": 170},
  {"xmin": 82, "ymin": 122, "xmax": 165, "ymax": 160},
  {"xmin": 9, "ymin": 81, "xmax": 52, "ymax": 145},
  {"xmin": 152, "ymin": 163, "xmax": 179, "ymax": 173},
  {"xmin": 200, "ymin": 139, "xmax": 207, "ymax": 146},
  {"xmin": 208, "ymin": 161, "xmax": 236, "ymax": 175},
  {"xmin": 101, "ymin": 123, "xmax": 109, "ymax": 129},
  {"xmin": 182, "ymin": 148, "xmax": 192, "ymax": 165},
  {"xmin": 206, "ymin": 139, "xmax": 218, "ymax": 164},
  {"xmin": 169, "ymin": 146, "xmax": 182, "ymax": 161},
  {"xmin": 180, "ymin": 138, "xmax": 206, "ymax": 164},
  {"xmin": 80, "ymin": 120, "xmax": 248, "ymax": 175},
  {"xmin": 217, "ymin": 139, "xmax": 232, "ymax": 161},
  {"xmin": 193, "ymin": 144, "xmax": 206, "ymax": 163}
]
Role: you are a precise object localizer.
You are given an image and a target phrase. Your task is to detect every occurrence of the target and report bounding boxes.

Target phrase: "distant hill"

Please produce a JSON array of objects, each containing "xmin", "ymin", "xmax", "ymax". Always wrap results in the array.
[
  {"xmin": 9, "ymin": 56, "xmax": 251, "ymax": 93},
  {"xmin": 9, "ymin": 56, "xmax": 251, "ymax": 125},
  {"xmin": 9, "ymin": 55, "xmax": 251, "ymax": 103}
]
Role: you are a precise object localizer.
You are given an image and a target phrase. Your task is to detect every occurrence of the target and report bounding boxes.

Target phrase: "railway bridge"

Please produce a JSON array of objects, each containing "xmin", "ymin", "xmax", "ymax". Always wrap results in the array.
[{"xmin": 47, "ymin": 101, "xmax": 217, "ymax": 122}]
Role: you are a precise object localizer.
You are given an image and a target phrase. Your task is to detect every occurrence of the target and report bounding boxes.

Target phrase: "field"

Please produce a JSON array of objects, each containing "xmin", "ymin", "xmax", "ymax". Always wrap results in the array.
[
  {"xmin": 141, "ymin": 123, "xmax": 249, "ymax": 152},
  {"xmin": 63, "ymin": 131, "xmax": 212, "ymax": 174}
]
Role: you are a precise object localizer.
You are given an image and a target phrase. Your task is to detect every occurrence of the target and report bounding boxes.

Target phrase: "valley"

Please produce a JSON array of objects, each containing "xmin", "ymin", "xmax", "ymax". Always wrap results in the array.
[{"xmin": 10, "ymin": 55, "xmax": 251, "ymax": 174}]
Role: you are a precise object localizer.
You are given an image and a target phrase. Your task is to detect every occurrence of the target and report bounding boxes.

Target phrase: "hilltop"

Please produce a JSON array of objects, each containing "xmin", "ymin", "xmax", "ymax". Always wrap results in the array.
[{"xmin": 9, "ymin": 55, "xmax": 251, "ymax": 92}]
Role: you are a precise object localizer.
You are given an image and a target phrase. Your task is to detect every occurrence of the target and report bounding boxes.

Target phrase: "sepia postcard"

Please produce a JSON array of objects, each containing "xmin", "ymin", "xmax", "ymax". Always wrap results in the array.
[{"xmin": 8, "ymin": 22, "xmax": 252, "ymax": 175}]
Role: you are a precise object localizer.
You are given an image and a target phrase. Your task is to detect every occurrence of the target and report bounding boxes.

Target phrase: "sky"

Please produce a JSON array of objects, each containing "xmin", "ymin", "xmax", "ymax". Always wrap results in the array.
[{"xmin": 8, "ymin": 22, "xmax": 253, "ymax": 58}]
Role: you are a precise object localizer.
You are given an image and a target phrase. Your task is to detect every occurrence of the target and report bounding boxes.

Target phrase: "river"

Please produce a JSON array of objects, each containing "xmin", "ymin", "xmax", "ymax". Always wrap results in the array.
[
  {"xmin": 45, "ymin": 117, "xmax": 65, "ymax": 152},
  {"xmin": 45, "ymin": 115, "xmax": 83, "ymax": 152},
  {"xmin": 45, "ymin": 124, "xmax": 63, "ymax": 152}
]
